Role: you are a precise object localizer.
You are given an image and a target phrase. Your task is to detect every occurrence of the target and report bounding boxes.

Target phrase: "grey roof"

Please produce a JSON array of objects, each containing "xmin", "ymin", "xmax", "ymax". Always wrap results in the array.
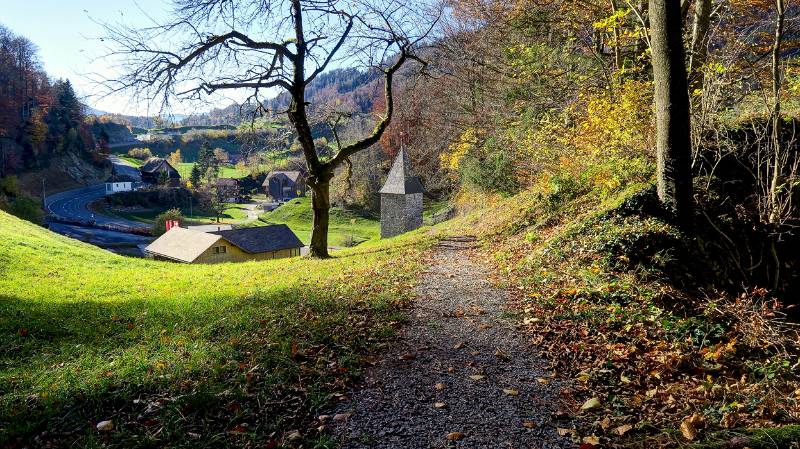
[
  {"xmin": 216, "ymin": 178, "xmax": 239, "ymax": 187},
  {"xmin": 263, "ymin": 170, "xmax": 304, "ymax": 186},
  {"xmin": 106, "ymin": 174, "xmax": 138, "ymax": 183},
  {"xmin": 379, "ymin": 147, "xmax": 424, "ymax": 194},
  {"xmin": 140, "ymin": 158, "xmax": 180, "ymax": 178},
  {"xmin": 211, "ymin": 225, "xmax": 303, "ymax": 253},
  {"xmin": 140, "ymin": 157, "xmax": 167, "ymax": 173},
  {"xmin": 144, "ymin": 227, "xmax": 222, "ymax": 263}
]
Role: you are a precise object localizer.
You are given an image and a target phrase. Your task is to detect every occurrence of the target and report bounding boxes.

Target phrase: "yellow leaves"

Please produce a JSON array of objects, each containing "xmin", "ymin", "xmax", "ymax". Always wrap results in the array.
[
  {"xmin": 441, "ymin": 128, "xmax": 480, "ymax": 172},
  {"xmin": 592, "ymin": 9, "xmax": 630, "ymax": 32},
  {"xmin": 502, "ymin": 388, "xmax": 519, "ymax": 396},
  {"xmin": 703, "ymin": 339, "xmax": 738, "ymax": 361},
  {"xmin": 468, "ymin": 375, "xmax": 485, "ymax": 381}
]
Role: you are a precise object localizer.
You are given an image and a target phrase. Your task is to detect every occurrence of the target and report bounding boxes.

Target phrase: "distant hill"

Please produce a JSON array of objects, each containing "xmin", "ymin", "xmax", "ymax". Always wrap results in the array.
[{"xmin": 268, "ymin": 67, "xmax": 383, "ymax": 114}]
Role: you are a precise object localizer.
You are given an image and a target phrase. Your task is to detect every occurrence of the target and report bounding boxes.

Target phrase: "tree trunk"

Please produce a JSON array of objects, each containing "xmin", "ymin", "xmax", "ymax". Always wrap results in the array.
[
  {"xmin": 689, "ymin": 0, "xmax": 712, "ymax": 90},
  {"xmin": 650, "ymin": 0, "xmax": 694, "ymax": 226},
  {"xmin": 768, "ymin": 0, "xmax": 786, "ymax": 225},
  {"xmin": 609, "ymin": 0, "xmax": 623, "ymax": 71},
  {"xmin": 308, "ymin": 170, "xmax": 333, "ymax": 258}
]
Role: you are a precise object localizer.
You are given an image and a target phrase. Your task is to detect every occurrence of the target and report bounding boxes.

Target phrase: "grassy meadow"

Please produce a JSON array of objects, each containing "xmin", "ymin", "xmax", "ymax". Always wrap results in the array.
[
  {"xmin": 0, "ymin": 210, "xmax": 430, "ymax": 447},
  {"xmin": 255, "ymin": 197, "xmax": 380, "ymax": 247}
]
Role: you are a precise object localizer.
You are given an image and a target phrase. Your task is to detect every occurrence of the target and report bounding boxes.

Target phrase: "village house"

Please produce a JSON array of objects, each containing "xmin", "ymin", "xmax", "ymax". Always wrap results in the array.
[
  {"xmin": 104, "ymin": 173, "xmax": 138, "ymax": 195},
  {"xmin": 139, "ymin": 157, "xmax": 181, "ymax": 186},
  {"xmin": 144, "ymin": 225, "xmax": 304, "ymax": 263},
  {"xmin": 263, "ymin": 170, "xmax": 306, "ymax": 202},
  {"xmin": 215, "ymin": 178, "xmax": 240, "ymax": 203}
]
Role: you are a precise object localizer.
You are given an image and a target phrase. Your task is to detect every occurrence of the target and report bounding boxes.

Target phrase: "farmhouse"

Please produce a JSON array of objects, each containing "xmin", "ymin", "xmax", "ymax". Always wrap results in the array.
[
  {"xmin": 144, "ymin": 225, "xmax": 303, "ymax": 263},
  {"xmin": 263, "ymin": 170, "xmax": 306, "ymax": 202},
  {"xmin": 140, "ymin": 157, "xmax": 181, "ymax": 186}
]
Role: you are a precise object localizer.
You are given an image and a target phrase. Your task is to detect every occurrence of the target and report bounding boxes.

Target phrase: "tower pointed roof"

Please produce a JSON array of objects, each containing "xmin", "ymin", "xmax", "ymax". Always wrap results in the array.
[{"xmin": 379, "ymin": 147, "xmax": 424, "ymax": 194}]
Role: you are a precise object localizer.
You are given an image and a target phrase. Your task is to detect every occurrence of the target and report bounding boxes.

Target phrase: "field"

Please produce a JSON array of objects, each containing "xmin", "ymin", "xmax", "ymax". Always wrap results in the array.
[
  {"xmin": 175, "ymin": 162, "xmax": 249, "ymax": 180},
  {"xmin": 255, "ymin": 197, "xmax": 380, "ymax": 247},
  {"xmin": 0, "ymin": 209, "xmax": 429, "ymax": 447},
  {"xmin": 117, "ymin": 157, "xmax": 249, "ymax": 180}
]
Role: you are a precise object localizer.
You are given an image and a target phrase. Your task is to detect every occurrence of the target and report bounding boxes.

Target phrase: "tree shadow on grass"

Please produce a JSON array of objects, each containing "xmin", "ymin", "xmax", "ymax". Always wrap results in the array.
[{"xmin": 0, "ymin": 279, "xmax": 400, "ymax": 448}]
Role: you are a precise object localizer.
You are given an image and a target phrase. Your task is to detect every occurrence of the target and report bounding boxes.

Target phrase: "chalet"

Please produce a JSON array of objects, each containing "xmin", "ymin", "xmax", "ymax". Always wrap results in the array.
[
  {"xmin": 140, "ymin": 157, "xmax": 181, "ymax": 186},
  {"xmin": 144, "ymin": 225, "xmax": 303, "ymax": 263},
  {"xmin": 216, "ymin": 178, "xmax": 240, "ymax": 203},
  {"xmin": 263, "ymin": 171, "xmax": 306, "ymax": 202}
]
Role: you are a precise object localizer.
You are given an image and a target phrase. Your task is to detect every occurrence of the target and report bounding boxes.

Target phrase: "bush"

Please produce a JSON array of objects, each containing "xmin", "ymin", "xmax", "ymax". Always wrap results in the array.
[
  {"xmin": 153, "ymin": 208, "xmax": 183, "ymax": 236},
  {"xmin": 460, "ymin": 150, "xmax": 519, "ymax": 195},
  {"xmin": 127, "ymin": 147, "xmax": 153, "ymax": 160},
  {"xmin": 4, "ymin": 194, "xmax": 43, "ymax": 223}
]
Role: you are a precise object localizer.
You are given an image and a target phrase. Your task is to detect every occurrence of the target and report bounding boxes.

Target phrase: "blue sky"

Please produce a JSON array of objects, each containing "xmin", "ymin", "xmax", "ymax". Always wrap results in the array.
[{"xmin": 3, "ymin": 0, "xmax": 220, "ymax": 115}]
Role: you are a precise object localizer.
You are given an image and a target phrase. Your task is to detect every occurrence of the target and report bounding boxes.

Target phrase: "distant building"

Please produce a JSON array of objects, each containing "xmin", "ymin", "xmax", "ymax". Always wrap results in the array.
[
  {"xmin": 263, "ymin": 171, "xmax": 306, "ymax": 202},
  {"xmin": 144, "ymin": 225, "xmax": 304, "ymax": 263},
  {"xmin": 380, "ymin": 147, "xmax": 423, "ymax": 238},
  {"xmin": 216, "ymin": 178, "xmax": 240, "ymax": 203},
  {"xmin": 104, "ymin": 173, "xmax": 137, "ymax": 195},
  {"xmin": 139, "ymin": 157, "xmax": 181, "ymax": 186}
]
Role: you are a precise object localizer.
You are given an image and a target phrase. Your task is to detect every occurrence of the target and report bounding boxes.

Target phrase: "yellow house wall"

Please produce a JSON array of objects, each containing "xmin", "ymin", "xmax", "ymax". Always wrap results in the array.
[{"xmin": 193, "ymin": 242, "xmax": 300, "ymax": 264}]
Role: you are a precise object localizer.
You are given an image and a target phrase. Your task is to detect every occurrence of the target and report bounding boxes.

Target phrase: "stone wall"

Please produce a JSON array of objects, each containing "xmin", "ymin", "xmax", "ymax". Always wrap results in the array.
[{"xmin": 381, "ymin": 192, "xmax": 423, "ymax": 238}]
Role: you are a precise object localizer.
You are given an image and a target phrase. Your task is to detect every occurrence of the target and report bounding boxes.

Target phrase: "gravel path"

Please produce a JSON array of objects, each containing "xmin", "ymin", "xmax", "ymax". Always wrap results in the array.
[{"xmin": 330, "ymin": 237, "xmax": 575, "ymax": 448}]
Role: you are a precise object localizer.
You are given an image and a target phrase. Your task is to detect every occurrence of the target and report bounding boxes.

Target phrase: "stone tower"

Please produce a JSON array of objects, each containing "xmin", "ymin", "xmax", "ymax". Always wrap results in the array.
[{"xmin": 380, "ymin": 147, "xmax": 423, "ymax": 238}]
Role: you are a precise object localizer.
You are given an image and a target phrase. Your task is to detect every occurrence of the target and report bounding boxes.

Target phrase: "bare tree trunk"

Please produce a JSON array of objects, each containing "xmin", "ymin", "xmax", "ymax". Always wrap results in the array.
[
  {"xmin": 650, "ymin": 0, "xmax": 694, "ymax": 226},
  {"xmin": 768, "ymin": 0, "xmax": 786, "ymax": 225},
  {"xmin": 609, "ymin": 0, "xmax": 623, "ymax": 71},
  {"xmin": 308, "ymin": 171, "xmax": 333, "ymax": 258},
  {"xmin": 688, "ymin": 0, "xmax": 712, "ymax": 90}
]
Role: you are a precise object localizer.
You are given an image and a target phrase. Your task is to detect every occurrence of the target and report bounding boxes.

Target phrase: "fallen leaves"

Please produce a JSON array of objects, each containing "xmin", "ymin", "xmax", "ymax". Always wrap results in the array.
[
  {"xmin": 613, "ymin": 424, "xmax": 633, "ymax": 436},
  {"xmin": 679, "ymin": 413, "xmax": 705, "ymax": 441},
  {"xmin": 468, "ymin": 375, "xmax": 485, "ymax": 381},
  {"xmin": 96, "ymin": 420, "xmax": 113, "ymax": 432},
  {"xmin": 580, "ymin": 397, "xmax": 601, "ymax": 411},
  {"xmin": 502, "ymin": 388, "xmax": 519, "ymax": 396},
  {"xmin": 434, "ymin": 402, "xmax": 447, "ymax": 409},
  {"xmin": 446, "ymin": 431, "xmax": 466, "ymax": 441},
  {"xmin": 434, "ymin": 382, "xmax": 446, "ymax": 391}
]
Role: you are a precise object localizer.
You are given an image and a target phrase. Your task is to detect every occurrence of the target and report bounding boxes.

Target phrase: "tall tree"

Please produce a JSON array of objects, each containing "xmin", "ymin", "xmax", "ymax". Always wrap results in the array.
[
  {"xmin": 649, "ymin": 0, "xmax": 694, "ymax": 225},
  {"xmin": 104, "ymin": 0, "xmax": 438, "ymax": 258}
]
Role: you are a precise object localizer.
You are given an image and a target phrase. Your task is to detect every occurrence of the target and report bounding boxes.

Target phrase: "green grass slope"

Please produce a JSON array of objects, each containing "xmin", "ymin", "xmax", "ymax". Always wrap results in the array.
[
  {"xmin": 256, "ymin": 197, "xmax": 380, "ymax": 247},
  {"xmin": 0, "ymin": 210, "xmax": 429, "ymax": 448}
]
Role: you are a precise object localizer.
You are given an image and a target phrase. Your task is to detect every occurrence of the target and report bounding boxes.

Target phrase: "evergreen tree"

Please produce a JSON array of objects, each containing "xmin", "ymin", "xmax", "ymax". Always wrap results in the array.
[
  {"xmin": 190, "ymin": 163, "xmax": 202, "ymax": 186},
  {"xmin": 46, "ymin": 80, "xmax": 85, "ymax": 155}
]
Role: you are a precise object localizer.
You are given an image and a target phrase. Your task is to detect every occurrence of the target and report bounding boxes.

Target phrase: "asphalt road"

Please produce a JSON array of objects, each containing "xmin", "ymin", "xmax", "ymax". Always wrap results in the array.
[{"xmin": 45, "ymin": 157, "xmax": 144, "ymax": 229}]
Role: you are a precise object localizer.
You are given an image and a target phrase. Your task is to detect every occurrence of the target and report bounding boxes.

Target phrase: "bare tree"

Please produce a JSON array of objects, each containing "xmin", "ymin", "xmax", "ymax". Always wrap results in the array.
[
  {"xmin": 649, "ymin": 0, "xmax": 694, "ymax": 226},
  {"xmin": 102, "ymin": 0, "xmax": 438, "ymax": 257}
]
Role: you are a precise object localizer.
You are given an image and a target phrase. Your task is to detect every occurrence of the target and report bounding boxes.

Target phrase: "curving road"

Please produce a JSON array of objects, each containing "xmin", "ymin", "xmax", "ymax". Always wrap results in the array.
[{"xmin": 45, "ymin": 156, "xmax": 144, "ymax": 229}]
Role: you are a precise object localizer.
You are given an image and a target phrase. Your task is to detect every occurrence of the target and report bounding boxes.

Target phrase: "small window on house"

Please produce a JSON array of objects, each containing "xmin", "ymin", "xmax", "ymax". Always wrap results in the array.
[{"xmin": 213, "ymin": 245, "xmax": 227, "ymax": 254}]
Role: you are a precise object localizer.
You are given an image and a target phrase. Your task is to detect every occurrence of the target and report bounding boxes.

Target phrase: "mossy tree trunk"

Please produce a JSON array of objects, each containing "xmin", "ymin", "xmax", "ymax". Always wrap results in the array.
[{"xmin": 649, "ymin": 0, "xmax": 694, "ymax": 227}]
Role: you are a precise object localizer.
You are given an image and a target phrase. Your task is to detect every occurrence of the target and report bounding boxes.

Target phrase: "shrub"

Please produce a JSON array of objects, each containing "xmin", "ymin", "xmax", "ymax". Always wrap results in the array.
[
  {"xmin": 127, "ymin": 147, "xmax": 153, "ymax": 160},
  {"xmin": 5, "ymin": 195, "xmax": 43, "ymax": 223},
  {"xmin": 460, "ymin": 149, "xmax": 519, "ymax": 195},
  {"xmin": 153, "ymin": 208, "xmax": 183, "ymax": 236}
]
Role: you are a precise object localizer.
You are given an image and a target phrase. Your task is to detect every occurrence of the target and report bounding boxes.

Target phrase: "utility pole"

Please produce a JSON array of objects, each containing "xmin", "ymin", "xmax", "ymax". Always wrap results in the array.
[{"xmin": 41, "ymin": 177, "xmax": 47, "ymax": 209}]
